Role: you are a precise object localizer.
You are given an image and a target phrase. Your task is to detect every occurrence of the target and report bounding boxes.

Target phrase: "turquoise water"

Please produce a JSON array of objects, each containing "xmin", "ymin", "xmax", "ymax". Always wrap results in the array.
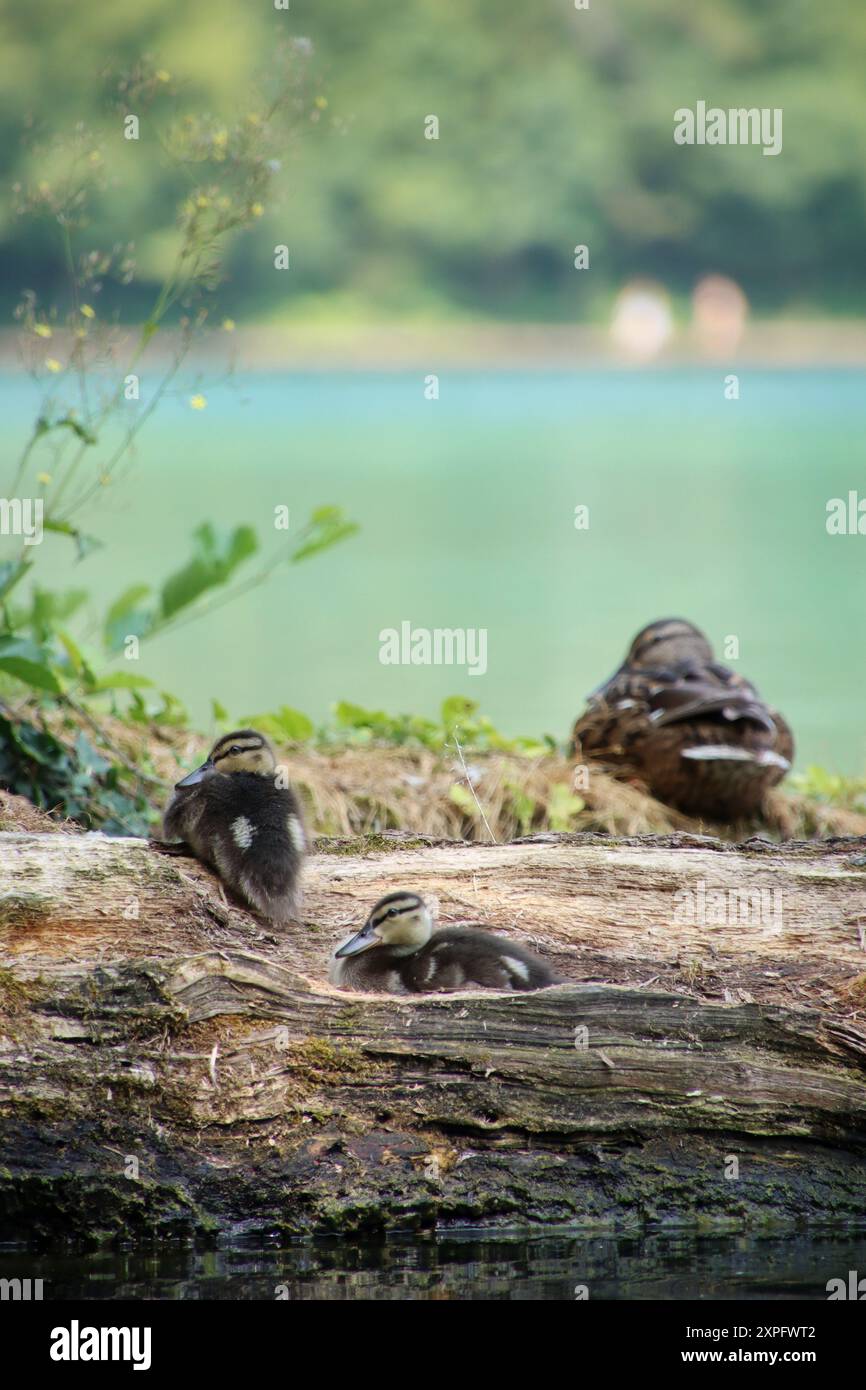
[
  {"xmin": 3, "ymin": 368, "xmax": 865, "ymax": 772},
  {"xmin": 3, "ymin": 1231, "xmax": 865, "ymax": 1300}
]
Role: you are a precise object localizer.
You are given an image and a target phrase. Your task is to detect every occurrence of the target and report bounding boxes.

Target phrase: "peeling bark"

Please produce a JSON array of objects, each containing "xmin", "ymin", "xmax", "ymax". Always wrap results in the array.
[{"xmin": 1, "ymin": 829, "xmax": 866, "ymax": 1244}]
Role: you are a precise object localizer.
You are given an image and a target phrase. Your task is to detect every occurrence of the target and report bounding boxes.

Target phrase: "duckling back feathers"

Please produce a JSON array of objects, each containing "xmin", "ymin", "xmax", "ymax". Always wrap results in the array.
[
  {"xmin": 332, "ymin": 925, "xmax": 559, "ymax": 994},
  {"xmin": 163, "ymin": 730, "xmax": 305, "ymax": 923}
]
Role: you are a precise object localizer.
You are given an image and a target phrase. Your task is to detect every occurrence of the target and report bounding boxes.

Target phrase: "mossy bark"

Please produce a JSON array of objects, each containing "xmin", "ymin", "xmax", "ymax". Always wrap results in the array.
[{"xmin": 1, "ymin": 828, "xmax": 865, "ymax": 1246}]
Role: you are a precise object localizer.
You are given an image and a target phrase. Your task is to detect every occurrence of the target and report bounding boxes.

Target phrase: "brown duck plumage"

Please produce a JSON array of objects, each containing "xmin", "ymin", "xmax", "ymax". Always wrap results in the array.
[
  {"xmin": 163, "ymin": 729, "xmax": 305, "ymax": 923},
  {"xmin": 571, "ymin": 618, "xmax": 794, "ymax": 820}
]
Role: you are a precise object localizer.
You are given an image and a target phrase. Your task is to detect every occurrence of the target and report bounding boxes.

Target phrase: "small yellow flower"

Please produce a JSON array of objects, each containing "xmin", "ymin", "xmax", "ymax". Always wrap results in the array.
[
  {"xmin": 213, "ymin": 130, "xmax": 228, "ymax": 147},
  {"xmin": 156, "ymin": 69, "xmax": 171, "ymax": 82},
  {"xmin": 36, "ymin": 472, "xmax": 52, "ymax": 486},
  {"xmin": 222, "ymin": 318, "xmax": 236, "ymax": 332},
  {"xmin": 196, "ymin": 194, "xmax": 210, "ymax": 209},
  {"xmin": 45, "ymin": 358, "xmax": 62, "ymax": 373},
  {"xmin": 315, "ymin": 96, "xmax": 328, "ymax": 109},
  {"xmin": 250, "ymin": 202, "xmax": 264, "ymax": 217},
  {"xmin": 80, "ymin": 304, "xmax": 95, "ymax": 319},
  {"xmin": 34, "ymin": 324, "xmax": 52, "ymax": 339},
  {"xmin": 189, "ymin": 394, "xmax": 207, "ymax": 410},
  {"xmin": 246, "ymin": 113, "xmax": 261, "ymax": 126}
]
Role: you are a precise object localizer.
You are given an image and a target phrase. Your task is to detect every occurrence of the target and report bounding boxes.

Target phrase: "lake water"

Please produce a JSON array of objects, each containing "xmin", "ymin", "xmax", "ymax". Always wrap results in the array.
[
  {"xmin": 2, "ymin": 1230, "xmax": 864, "ymax": 1300},
  {"xmin": 3, "ymin": 368, "xmax": 865, "ymax": 772}
]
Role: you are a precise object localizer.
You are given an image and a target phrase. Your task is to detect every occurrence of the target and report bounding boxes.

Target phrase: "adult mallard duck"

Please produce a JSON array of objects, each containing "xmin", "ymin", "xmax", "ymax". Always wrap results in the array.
[
  {"xmin": 330, "ymin": 891, "xmax": 561, "ymax": 994},
  {"xmin": 571, "ymin": 618, "xmax": 794, "ymax": 820},
  {"xmin": 162, "ymin": 729, "xmax": 305, "ymax": 923}
]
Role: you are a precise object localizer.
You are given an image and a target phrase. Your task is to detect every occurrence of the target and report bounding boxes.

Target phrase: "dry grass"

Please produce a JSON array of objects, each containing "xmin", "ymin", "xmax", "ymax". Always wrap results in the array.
[
  {"xmin": 157, "ymin": 733, "xmax": 866, "ymax": 843},
  {"xmin": 7, "ymin": 703, "xmax": 866, "ymax": 843}
]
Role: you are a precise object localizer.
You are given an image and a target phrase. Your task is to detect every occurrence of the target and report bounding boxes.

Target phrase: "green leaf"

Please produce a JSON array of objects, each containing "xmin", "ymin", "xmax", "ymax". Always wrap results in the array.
[
  {"xmin": 448, "ymin": 784, "xmax": 478, "ymax": 815},
  {"xmin": 103, "ymin": 584, "xmax": 153, "ymax": 653},
  {"xmin": 291, "ymin": 506, "xmax": 359, "ymax": 564},
  {"xmin": 73, "ymin": 731, "xmax": 110, "ymax": 775},
  {"xmin": 24, "ymin": 586, "xmax": 88, "ymax": 643},
  {"xmin": 160, "ymin": 523, "xmax": 258, "ymax": 620},
  {"xmin": 0, "ymin": 637, "xmax": 63, "ymax": 693},
  {"xmin": 56, "ymin": 629, "xmax": 95, "ymax": 685},
  {"xmin": 334, "ymin": 700, "xmax": 382, "ymax": 729},
  {"xmin": 211, "ymin": 697, "xmax": 230, "ymax": 723},
  {"xmin": 441, "ymin": 695, "xmax": 478, "ymax": 734},
  {"xmin": 88, "ymin": 671, "xmax": 155, "ymax": 692},
  {"xmin": 246, "ymin": 705, "xmax": 314, "ymax": 743},
  {"xmin": 547, "ymin": 783, "xmax": 585, "ymax": 831}
]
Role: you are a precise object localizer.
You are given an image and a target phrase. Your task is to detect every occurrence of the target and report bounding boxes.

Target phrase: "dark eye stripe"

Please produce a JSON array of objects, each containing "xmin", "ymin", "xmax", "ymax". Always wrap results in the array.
[
  {"xmin": 214, "ymin": 742, "xmax": 262, "ymax": 762},
  {"xmin": 371, "ymin": 900, "xmax": 420, "ymax": 927}
]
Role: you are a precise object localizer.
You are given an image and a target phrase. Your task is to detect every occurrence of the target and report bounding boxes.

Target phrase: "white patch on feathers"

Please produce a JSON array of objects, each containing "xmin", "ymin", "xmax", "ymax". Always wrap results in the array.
[
  {"xmin": 231, "ymin": 815, "xmax": 255, "ymax": 850},
  {"xmin": 286, "ymin": 814, "xmax": 306, "ymax": 853},
  {"xmin": 682, "ymin": 745, "xmax": 790, "ymax": 770},
  {"xmin": 503, "ymin": 955, "xmax": 530, "ymax": 982}
]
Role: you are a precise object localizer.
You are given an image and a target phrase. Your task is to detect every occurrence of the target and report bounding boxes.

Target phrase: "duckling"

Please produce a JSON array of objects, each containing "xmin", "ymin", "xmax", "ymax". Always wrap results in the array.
[
  {"xmin": 571, "ymin": 617, "xmax": 794, "ymax": 820},
  {"xmin": 162, "ymin": 729, "xmax": 305, "ymax": 923},
  {"xmin": 330, "ymin": 891, "xmax": 560, "ymax": 994}
]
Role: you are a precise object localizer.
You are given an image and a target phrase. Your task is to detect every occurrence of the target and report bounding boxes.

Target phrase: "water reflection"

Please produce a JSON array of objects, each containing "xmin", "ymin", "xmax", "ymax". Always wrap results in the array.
[{"xmin": 2, "ymin": 1230, "xmax": 865, "ymax": 1300}]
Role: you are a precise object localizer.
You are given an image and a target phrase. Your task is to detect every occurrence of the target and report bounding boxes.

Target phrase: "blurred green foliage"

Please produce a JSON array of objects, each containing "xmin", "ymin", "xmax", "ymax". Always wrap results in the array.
[
  {"xmin": 237, "ymin": 695, "xmax": 557, "ymax": 755},
  {"xmin": 0, "ymin": 709, "xmax": 154, "ymax": 832},
  {"xmin": 790, "ymin": 765, "xmax": 866, "ymax": 812},
  {"xmin": 2, "ymin": 0, "xmax": 865, "ymax": 320}
]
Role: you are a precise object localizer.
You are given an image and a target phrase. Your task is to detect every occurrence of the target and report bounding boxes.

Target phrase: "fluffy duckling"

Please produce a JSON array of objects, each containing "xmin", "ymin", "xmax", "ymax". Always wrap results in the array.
[
  {"xmin": 330, "ymin": 891, "xmax": 560, "ymax": 994},
  {"xmin": 571, "ymin": 617, "xmax": 794, "ymax": 820},
  {"xmin": 163, "ymin": 729, "xmax": 305, "ymax": 923}
]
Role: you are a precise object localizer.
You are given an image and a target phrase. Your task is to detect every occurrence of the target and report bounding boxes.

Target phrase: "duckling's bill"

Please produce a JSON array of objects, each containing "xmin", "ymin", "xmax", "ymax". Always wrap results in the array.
[
  {"xmin": 334, "ymin": 921, "xmax": 378, "ymax": 957},
  {"xmin": 175, "ymin": 759, "xmax": 215, "ymax": 788}
]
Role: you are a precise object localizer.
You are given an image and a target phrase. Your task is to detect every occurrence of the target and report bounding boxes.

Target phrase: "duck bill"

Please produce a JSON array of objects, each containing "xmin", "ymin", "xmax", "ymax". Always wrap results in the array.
[
  {"xmin": 175, "ymin": 759, "xmax": 215, "ymax": 789},
  {"xmin": 334, "ymin": 923, "xmax": 379, "ymax": 958}
]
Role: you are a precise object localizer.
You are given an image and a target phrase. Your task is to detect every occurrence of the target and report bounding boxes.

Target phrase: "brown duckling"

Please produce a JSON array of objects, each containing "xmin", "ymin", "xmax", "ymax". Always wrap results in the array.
[
  {"xmin": 330, "ymin": 891, "xmax": 560, "ymax": 994},
  {"xmin": 163, "ymin": 729, "xmax": 305, "ymax": 923},
  {"xmin": 571, "ymin": 617, "xmax": 794, "ymax": 820}
]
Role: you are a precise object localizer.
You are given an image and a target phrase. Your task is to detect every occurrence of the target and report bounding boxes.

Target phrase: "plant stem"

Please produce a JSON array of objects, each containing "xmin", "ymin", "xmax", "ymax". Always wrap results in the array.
[{"xmin": 451, "ymin": 730, "xmax": 498, "ymax": 844}]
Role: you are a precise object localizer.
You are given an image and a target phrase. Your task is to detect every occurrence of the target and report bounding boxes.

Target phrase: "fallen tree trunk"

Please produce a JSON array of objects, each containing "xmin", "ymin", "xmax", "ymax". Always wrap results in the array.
[{"xmin": 1, "ymin": 827, "xmax": 866, "ymax": 1245}]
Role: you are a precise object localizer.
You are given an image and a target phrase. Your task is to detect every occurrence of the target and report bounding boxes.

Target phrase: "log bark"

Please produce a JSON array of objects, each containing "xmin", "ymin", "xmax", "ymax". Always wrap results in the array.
[{"xmin": 1, "ymin": 827, "xmax": 866, "ymax": 1244}]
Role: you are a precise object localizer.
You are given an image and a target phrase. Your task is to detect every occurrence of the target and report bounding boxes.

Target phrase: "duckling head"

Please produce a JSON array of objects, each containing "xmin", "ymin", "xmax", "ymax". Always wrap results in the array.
[
  {"xmin": 334, "ymin": 891, "xmax": 433, "ymax": 958},
  {"xmin": 626, "ymin": 617, "xmax": 713, "ymax": 670},
  {"xmin": 174, "ymin": 729, "xmax": 277, "ymax": 788}
]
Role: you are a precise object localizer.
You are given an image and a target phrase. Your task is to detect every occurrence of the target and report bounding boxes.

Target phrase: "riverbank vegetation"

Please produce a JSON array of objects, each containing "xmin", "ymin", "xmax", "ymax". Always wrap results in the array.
[{"xmin": 2, "ymin": 2, "xmax": 866, "ymax": 324}]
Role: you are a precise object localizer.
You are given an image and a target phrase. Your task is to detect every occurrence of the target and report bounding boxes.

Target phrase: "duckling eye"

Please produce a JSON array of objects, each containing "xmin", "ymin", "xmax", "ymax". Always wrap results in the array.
[
  {"xmin": 387, "ymin": 908, "xmax": 397, "ymax": 918},
  {"xmin": 229, "ymin": 746, "xmax": 241, "ymax": 756}
]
